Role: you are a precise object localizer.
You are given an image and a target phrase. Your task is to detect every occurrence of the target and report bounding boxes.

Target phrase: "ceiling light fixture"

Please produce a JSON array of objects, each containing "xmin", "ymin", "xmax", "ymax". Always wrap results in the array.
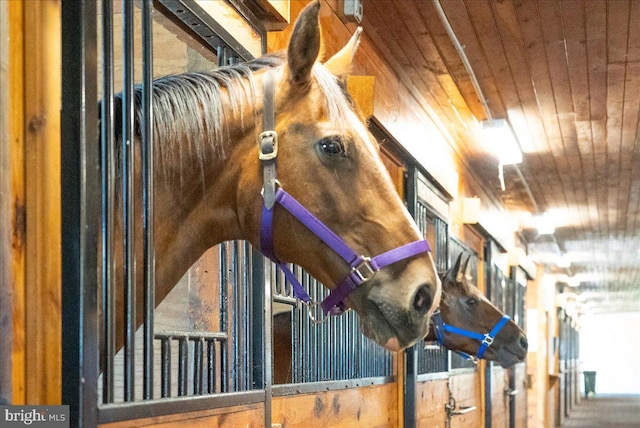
[
  {"xmin": 480, "ymin": 119, "xmax": 523, "ymax": 191},
  {"xmin": 534, "ymin": 212, "xmax": 556, "ymax": 235}
]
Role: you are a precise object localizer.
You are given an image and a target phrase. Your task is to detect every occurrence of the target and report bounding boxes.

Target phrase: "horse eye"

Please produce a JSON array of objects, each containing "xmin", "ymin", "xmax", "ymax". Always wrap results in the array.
[
  {"xmin": 465, "ymin": 297, "xmax": 478, "ymax": 307},
  {"xmin": 317, "ymin": 136, "xmax": 346, "ymax": 157}
]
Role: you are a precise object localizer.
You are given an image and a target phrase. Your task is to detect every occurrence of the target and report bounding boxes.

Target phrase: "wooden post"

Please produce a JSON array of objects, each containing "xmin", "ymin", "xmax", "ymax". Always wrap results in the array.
[
  {"xmin": 0, "ymin": 0, "xmax": 26, "ymax": 406},
  {"xmin": 11, "ymin": 0, "xmax": 61, "ymax": 405}
]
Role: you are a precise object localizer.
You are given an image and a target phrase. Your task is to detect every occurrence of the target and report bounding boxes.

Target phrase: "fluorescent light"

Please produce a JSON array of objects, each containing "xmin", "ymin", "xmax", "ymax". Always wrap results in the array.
[
  {"xmin": 534, "ymin": 212, "xmax": 556, "ymax": 235},
  {"xmin": 480, "ymin": 119, "xmax": 523, "ymax": 165},
  {"xmin": 557, "ymin": 254, "xmax": 571, "ymax": 268}
]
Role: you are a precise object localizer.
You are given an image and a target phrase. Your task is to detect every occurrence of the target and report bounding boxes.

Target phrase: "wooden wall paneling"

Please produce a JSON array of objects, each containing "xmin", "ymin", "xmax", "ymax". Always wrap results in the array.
[
  {"xmin": 271, "ymin": 385, "xmax": 398, "ymax": 428},
  {"xmin": 364, "ymin": 0, "xmax": 467, "ymax": 143},
  {"xmin": 514, "ymin": 364, "xmax": 528, "ymax": 428},
  {"xmin": 99, "ymin": 403, "xmax": 265, "ymax": 428},
  {"xmin": 490, "ymin": 367, "xmax": 507, "ymax": 427},
  {"xmin": 23, "ymin": 0, "xmax": 62, "ymax": 405},
  {"xmin": 1, "ymin": 0, "xmax": 26, "ymax": 406},
  {"xmin": 187, "ymin": 247, "xmax": 221, "ymax": 332},
  {"xmin": 415, "ymin": 379, "xmax": 448, "ymax": 428},
  {"xmin": 449, "ymin": 372, "xmax": 483, "ymax": 428},
  {"xmin": 0, "ymin": 0, "xmax": 10, "ymax": 403},
  {"xmin": 346, "ymin": 75, "xmax": 376, "ymax": 119}
]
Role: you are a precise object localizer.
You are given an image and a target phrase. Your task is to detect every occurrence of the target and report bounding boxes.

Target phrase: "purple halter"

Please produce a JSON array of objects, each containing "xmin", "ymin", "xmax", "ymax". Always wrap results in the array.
[{"xmin": 258, "ymin": 70, "xmax": 431, "ymax": 316}]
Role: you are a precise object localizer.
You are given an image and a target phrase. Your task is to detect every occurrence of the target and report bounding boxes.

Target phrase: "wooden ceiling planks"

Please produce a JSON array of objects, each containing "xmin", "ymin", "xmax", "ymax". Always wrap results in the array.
[{"xmin": 358, "ymin": 0, "xmax": 640, "ymax": 313}]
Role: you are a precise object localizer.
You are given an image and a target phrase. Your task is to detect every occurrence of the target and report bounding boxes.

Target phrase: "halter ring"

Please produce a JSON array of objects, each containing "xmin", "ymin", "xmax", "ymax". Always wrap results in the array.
[{"xmin": 305, "ymin": 301, "xmax": 331, "ymax": 324}]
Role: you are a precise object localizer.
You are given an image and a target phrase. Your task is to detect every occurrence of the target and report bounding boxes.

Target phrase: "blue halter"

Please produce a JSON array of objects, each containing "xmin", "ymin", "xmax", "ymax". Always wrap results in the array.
[{"xmin": 432, "ymin": 310, "xmax": 511, "ymax": 361}]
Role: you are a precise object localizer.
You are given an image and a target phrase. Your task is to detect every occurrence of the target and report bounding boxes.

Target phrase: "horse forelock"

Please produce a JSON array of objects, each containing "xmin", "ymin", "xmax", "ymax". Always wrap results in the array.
[{"xmin": 311, "ymin": 63, "xmax": 372, "ymax": 148}]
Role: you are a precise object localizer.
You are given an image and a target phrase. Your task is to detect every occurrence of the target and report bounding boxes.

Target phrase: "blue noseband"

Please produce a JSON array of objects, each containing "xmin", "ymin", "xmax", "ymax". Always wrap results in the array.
[{"xmin": 432, "ymin": 310, "xmax": 511, "ymax": 361}]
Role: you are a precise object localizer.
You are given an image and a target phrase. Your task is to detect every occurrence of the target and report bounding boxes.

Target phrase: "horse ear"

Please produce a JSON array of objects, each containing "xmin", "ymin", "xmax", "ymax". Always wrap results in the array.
[
  {"xmin": 285, "ymin": 0, "xmax": 322, "ymax": 89},
  {"xmin": 456, "ymin": 253, "xmax": 471, "ymax": 283},
  {"xmin": 445, "ymin": 252, "xmax": 464, "ymax": 286},
  {"xmin": 324, "ymin": 27, "xmax": 362, "ymax": 78}
]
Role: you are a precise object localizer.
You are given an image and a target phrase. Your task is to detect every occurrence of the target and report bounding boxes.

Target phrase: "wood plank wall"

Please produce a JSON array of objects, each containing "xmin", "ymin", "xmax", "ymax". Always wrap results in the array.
[
  {"xmin": 416, "ymin": 379, "xmax": 447, "ymax": 427},
  {"xmin": 99, "ymin": 403, "xmax": 265, "ymax": 428},
  {"xmin": 23, "ymin": 0, "xmax": 62, "ymax": 405},
  {"xmin": 0, "ymin": 0, "xmax": 62, "ymax": 405},
  {"xmin": 513, "ymin": 363, "xmax": 528, "ymax": 428},
  {"xmin": 0, "ymin": 0, "xmax": 26, "ymax": 406},
  {"xmin": 449, "ymin": 372, "xmax": 483, "ymax": 428},
  {"xmin": 272, "ymin": 384, "xmax": 398, "ymax": 427},
  {"xmin": 490, "ymin": 367, "xmax": 508, "ymax": 427}
]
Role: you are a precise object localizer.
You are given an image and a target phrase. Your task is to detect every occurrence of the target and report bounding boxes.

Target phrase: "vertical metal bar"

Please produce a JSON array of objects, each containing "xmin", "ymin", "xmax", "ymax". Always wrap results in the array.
[
  {"xmin": 484, "ymin": 241, "xmax": 494, "ymax": 428},
  {"xmin": 121, "ymin": 0, "xmax": 136, "ymax": 402},
  {"xmin": 161, "ymin": 337, "xmax": 171, "ymax": 398},
  {"xmin": 141, "ymin": 0, "xmax": 155, "ymax": 401},
  {"xmin": 194, "ymin": 338, "xmax": 203, "ymax": 395},
  {"xmin": 178, "ymin": 337, "xmax": 188, "ymax": 396},
  {"xmin": 216, "ymin": 45, "xmax": 226, "ymax": 67},
  {"xmin": 403, "ymin": 166, "xmax": 419, "ymax": 427},
  {"xmin": 255, "ymin": 251, "xmax": 272, "ymax": 427},
  {"xmin": 219, "ymin": 244, "xmax": 229, "ymax": 393},
  {"xmin": 207, "ymin": 339, "xmax": 216, "ymax": 393},
  {"xmin": 233, "ymin": 242, "xmax": 243, "ymax": 391},
  {"xmin": 61, "ymin": 0, "xmax": 99, "ymax": 425},
  {"xmin": 100, "ymin": 0, "xmax": 115, "ymax": 405}
]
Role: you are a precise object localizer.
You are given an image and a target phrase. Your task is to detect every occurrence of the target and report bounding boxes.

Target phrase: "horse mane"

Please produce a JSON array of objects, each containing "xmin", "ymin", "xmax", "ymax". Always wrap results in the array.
[{"xmin": 108, "ymin": 51, "xmax": 363, "ymax": 184}]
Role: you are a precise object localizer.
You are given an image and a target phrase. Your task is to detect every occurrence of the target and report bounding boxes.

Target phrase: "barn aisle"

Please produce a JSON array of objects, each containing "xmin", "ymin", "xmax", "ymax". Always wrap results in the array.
[{"xmin": 562, "ymin": 394, "xmax": 640, "ymax": 427}]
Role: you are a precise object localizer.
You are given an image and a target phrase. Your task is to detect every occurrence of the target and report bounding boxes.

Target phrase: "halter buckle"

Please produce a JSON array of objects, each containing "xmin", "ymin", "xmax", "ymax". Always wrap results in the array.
[
  {"xmin": 259, "ymin": 131, "xmax": 278, "ymax": 161},
  {"xmin": 352, "ymin": 257, "xmax": 376, "ymax": 283},
  {"xmin": 482, "ymin": 334, "xmax": 494, "ymax": 347}
]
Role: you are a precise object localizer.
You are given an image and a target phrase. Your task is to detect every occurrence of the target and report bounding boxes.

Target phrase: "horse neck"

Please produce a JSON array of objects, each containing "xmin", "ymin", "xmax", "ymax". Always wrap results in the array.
[{"xmin": 152, "ymin": 74, "xmax": 265, "ymax": 296}]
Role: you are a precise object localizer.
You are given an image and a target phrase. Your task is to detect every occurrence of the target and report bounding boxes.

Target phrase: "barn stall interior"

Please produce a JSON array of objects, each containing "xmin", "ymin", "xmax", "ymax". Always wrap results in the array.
[{"xmin": 1, "ymin": 0, "xmax": 639, "ymax": 427}]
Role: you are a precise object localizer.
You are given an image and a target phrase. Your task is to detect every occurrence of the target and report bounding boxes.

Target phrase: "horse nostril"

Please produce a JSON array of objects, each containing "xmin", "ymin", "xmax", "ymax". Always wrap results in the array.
[
  {"xmin": 519, "ymin": 335, "xmax": 528, "ymax": 351},
  {"xmin": 412, "ymin": 284, "xmax": 432, "ymax": 316}
]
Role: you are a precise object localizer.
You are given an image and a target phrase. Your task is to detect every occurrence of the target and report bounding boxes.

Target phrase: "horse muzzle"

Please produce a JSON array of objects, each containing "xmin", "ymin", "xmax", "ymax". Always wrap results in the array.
[{"xmin": 356, "ymin": 280, "xmax": 438, "ymax": 351}]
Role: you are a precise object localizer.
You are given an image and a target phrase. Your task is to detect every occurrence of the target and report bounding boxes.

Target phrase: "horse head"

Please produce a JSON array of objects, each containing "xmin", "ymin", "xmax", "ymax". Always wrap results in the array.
[
  {"xmin": 431, "ymin": 252, "xmax": 528, "ymax": 368},
  {"xmin": 234, "ymin": 1, "xmax": 441, "ymax": 351}
]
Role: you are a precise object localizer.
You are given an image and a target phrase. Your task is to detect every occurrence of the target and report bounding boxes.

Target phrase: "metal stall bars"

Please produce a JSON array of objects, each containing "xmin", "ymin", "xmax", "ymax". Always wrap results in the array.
[
  {"xmin": 483, "ymin": 241, "xmax": 512, "ymax": 428},
  {"xmin": 404, "ymin": 168, "xmax": 450, "ymax": 427},
  {"xmin": 62, "ymin": 1, "xmax": 267, "ymax": 426},
  {"xmin": 271, "ymin": 262, "xmax": 394, "ymax": 390},
  {"xmin": 61, "ymin": 0, "xmax": 100, "ymax": 425}
]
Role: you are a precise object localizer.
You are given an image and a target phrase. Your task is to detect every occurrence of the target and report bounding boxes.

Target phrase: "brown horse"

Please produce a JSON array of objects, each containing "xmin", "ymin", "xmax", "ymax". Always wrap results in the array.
[
  {"xmin": 427, "ymin": 253, "xmax": 528, "ymax": 368},
  {"xmin": 273, "ymin": 252, "xmax": 528, "ymax": 384},
  {"xmin": 110, "ymin": 0, "xmax": 440, "ymax": 353}
]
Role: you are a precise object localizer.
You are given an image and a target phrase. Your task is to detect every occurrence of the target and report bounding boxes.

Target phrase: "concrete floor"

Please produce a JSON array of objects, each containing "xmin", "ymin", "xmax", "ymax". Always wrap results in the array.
[{"xmin": 562, "ymin": 394, "xmax": 640, "ymax": 427}]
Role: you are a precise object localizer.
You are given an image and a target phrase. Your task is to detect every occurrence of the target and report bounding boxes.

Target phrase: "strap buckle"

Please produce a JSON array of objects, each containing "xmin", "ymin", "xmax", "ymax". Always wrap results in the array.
[
  {"xmin": 259, "ymin": 131, "xmax": 278, "ymax": 161},
  {"xmin": 482, "ymin": 334, "xmax": 494, "ymax": 347},
  {"xmin": 352, "ymin": 257, "xmax": 376, "ymax": 283}
]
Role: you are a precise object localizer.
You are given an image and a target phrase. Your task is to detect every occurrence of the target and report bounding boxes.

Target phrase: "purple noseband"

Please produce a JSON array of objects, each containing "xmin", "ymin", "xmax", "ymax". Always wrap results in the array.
[{"xmin": 258, "ymin": 70, "xmax": 431, "ymax": 316}]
